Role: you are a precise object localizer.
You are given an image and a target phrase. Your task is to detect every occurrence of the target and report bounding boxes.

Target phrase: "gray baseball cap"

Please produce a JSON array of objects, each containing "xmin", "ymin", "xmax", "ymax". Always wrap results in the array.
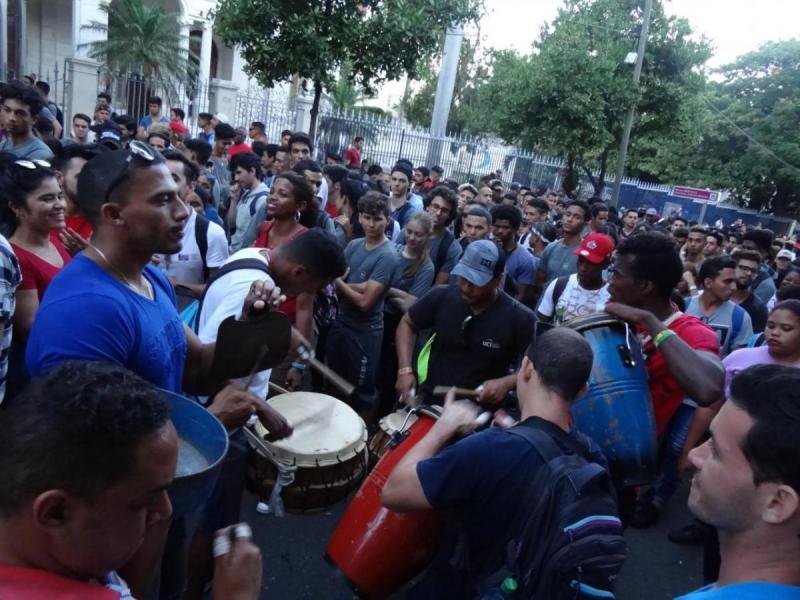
[{"xmin": 451, "ymin": 240, "xmax": 501, "ymax": 287}]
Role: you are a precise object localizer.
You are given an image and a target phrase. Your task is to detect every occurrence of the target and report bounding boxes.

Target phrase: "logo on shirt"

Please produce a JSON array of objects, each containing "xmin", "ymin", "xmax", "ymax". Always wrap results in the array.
[{"xmin": 481, "ymin": 339, "xmax": 501, "ymax": 349}]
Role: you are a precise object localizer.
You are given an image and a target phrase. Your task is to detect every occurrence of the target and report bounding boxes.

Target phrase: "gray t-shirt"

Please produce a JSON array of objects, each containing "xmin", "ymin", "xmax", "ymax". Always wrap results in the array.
[
  {"xmin": 395, "ymin": 229, "xmax": 461, "ymax": 277},
  {"xmin": 339, "ymin": 237, "xmax": 399, "ymax": 330},
  {"xmin": 686, "ymin": 296, "xmax": 753, "ymax": 357},
  {"xmin": 0, "ymin": 136, "xmax": 54, "ymax": 161},
  {"xmin": 537, "ymin": 239, "xmax": 580, "ymax": 284}
]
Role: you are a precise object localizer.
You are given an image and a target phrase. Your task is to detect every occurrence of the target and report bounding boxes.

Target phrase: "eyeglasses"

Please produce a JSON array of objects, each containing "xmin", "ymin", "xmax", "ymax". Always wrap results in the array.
[
  {"xmin": 104, "ymin": 141, "xmax": 157, "ymax": 202},
  {"xmin": 14, "ymin": 159, "xmax": 50, "ymax": 169}
]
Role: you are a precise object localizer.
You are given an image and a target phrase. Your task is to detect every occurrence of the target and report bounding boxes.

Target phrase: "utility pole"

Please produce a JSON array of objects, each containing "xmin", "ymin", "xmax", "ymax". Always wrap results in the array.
[
  {"xmin": 610, "ymin": 0, "xmax": 653, "ymax": 207},
  {"xmin": 426, "ymin": 25, "xmax": 463, "ymax": 166}
]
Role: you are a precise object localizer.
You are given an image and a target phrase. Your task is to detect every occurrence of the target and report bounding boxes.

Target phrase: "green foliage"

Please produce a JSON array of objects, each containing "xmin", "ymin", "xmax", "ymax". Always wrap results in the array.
[
  {"xmin": 80, "ymin": 0, "xmax": 196, "ymax": 86},
  {"xmin": 328, "ymin": 61, "xmax": 388, "ymax": 118},
  {"xmin": 652, "ymin": 40, "xmax": 800, "ymax": 216},
  {"xmin": 477, "ymin": 0, "xmax": 710, "ymax": 194},
  {"xmin": 212, "ymin": 0, "xmax": 481, "ymax": 137},
  {"xmin": 401, "ymin": 35, "xmax": 491, "ymax": 136}
]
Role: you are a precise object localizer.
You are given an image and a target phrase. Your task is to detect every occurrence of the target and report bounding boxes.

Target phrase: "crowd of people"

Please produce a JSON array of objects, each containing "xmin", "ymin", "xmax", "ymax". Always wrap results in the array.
[{"xmin": 0, "ymin": 74, "xmax": 798, "ymax": 600}]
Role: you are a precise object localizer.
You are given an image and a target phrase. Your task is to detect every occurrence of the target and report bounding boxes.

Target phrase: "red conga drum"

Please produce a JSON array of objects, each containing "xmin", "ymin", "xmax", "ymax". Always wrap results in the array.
[{"xmin": 326, "ymin": 405, "xmax": 442, "ymax": 599}]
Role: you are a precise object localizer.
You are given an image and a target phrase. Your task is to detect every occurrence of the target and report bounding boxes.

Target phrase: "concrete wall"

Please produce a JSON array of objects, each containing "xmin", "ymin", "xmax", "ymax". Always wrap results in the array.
[{"xmin": 25, "ymin": 0, "xmax": 73, "ymax": 80}]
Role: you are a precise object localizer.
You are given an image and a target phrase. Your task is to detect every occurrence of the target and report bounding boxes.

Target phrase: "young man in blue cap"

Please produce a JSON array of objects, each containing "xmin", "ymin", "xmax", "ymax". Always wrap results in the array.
[{"xmin": 395, "ymin": 239, "xmax": 536, "ymax": 406}]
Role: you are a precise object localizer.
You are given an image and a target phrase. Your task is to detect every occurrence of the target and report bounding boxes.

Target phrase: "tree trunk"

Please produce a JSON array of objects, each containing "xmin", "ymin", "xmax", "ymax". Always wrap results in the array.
[
  {"xmin": 309, "ymin": 79, "xmax": 323, "ymax": 142},
  {"xmin": 595, "ymin": 147, "xmax": 611, "ymax": 196}
]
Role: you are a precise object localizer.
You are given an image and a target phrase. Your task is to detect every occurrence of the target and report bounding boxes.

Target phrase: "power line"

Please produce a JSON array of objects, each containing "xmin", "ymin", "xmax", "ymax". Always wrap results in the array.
[{"xmin": 701, "ymin": 94, "xmax": 800, "ymax": 175}]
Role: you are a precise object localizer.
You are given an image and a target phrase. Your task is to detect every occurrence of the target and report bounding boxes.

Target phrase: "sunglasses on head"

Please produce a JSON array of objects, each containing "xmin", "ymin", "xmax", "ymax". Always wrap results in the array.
[
  {"xmin": 14, "ymin": 159, "xmax": 50, "ymax": 169},
  {"xmin": 104, "ymin": 141, "xmax": 158, "ymax": 202}
]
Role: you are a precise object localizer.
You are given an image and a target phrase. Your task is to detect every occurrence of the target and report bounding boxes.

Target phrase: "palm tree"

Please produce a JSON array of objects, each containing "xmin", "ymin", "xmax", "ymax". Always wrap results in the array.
[{"xmin": 80, "ymin": 0, "xmax": 197, "ymax": 103}]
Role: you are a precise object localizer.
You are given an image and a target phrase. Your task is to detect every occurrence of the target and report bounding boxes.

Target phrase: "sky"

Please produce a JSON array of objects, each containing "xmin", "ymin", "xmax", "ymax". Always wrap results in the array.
[{"xmin": 377, "ymin": 0, "xmax": 800, "ymax": 110}]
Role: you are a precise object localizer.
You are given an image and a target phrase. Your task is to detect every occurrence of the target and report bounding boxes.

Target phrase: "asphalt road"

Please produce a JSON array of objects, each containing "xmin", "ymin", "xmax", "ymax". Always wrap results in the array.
[{"xmin": 244, "ymin": 484, "xmax": 704, "ymax": 599}]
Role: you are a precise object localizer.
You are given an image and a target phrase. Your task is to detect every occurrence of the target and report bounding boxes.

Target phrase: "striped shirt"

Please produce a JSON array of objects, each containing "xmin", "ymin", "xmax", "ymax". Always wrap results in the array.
[{"xmin": 0, "ymin": 235, "xmax": 21, "ymax": 404}]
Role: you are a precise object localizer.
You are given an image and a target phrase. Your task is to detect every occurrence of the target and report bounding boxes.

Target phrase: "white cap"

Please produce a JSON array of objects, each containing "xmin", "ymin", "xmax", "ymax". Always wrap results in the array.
[
  {"xmin": 776, "ymin": 249, "xmax": 796, "ymax": 261},
  {"xmin": 214, "ymin": 113, "xmax": 229, "ymax": 124}
]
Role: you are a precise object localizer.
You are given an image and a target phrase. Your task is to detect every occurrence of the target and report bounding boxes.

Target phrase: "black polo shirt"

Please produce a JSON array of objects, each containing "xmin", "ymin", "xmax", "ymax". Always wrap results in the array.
[{"xmin": 408, "ymin": 284, "xmax": 536, "ymax": 398}]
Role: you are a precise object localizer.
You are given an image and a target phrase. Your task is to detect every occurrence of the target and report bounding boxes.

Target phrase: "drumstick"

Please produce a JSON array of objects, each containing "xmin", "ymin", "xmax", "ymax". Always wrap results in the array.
[
  {"xmin": 268, "ymin": 381, "xmax": 291, "ymax": 396},
  {"xmin": 290, "ymin": 328, "xmax": 356, "ymax": 397},
  {"xmin": 243, "ymin": 424, "xmax": 274, "ymax": 456},
  {"xmin": 432, "ymin": 385, "xmax": 483, "ymax": 398}
]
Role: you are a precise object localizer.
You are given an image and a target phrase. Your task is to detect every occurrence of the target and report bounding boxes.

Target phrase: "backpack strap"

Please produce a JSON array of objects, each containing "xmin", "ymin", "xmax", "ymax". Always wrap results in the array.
[
  {"xmin": 433, "ymin": 230, "xmax": 455, "ymax": 277},
  {"xmin": 195, "ymin": 258, "xmax": 271, "ymax": 332},
  {"xmin": 194, "ymin": 213, "xmax": 211, "ymax": 280},
  {"xmin": 506, "ymin": 423, "xmax": 607, "ymax": 492},
  {"xmin": 551, "ymin": 275, "xmax": 570, "ymax": 308},
  {"xmin": 248, "ymin": 190, "xmax": 268, "ymax": 216},
  {"xmin": 731, "ymin": 304, "xmax": 745, "ymax": 346}
]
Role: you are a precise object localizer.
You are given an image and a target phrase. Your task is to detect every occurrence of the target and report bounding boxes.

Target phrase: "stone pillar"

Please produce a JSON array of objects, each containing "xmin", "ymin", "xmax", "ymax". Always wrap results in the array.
[
  {"xmin": 197, "ymin": 20, "xmax": 213, "ymax": 114},
  {"xmin": 178, "ymin": 17, "xmax": 191, "ymax": 118},
  {"xmin": 72, "ymin": 0, "xmax": 106, "ymax": 59},
  {"xmin": 65, "ymin": 57, "xmax": 100, "ymax": 128},
  {"xmin": 0, "ymin": 0, "xmax": 7, "ymax": 76},
  {"xmin": 208, "ymin": 78, "xmax": 238, "ymax": 121},
  {"xmin": 294, "ymin": 94, "xmax": 312, "ymax": 134}
]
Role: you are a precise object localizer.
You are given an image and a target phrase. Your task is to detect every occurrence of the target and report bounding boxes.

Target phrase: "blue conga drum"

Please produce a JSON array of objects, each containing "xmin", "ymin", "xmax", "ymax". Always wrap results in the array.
[{"xmin": 566, "ymin": 314, "xmax": 657, "ymax": 486}]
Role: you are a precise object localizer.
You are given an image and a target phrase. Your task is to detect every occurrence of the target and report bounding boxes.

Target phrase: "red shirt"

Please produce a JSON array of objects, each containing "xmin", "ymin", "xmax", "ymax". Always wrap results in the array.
[
  {"xmin": 640, "ymin": 311, "xmax": 719, "ymax": 435},
  {"xmin": 65, "ymin": 214, "xmax": 93, "ymax": 241},
  {"xmin": 13, "ymin": 236, "xmax": 72, "ymax": 299},
  {"xmin": 344, "ymin": 146, "xmax": 361, "ymax": 168},
  {"xmin": 253, "ymin": 222, "xmax": 307, "ymax": 323},
  {"xmin": 0, "ymin": 564, "xmax": 121, "ymax": 599},
  {"xmin": 228, "ymin": 143, "xmax": 252, "ymax": 159}
]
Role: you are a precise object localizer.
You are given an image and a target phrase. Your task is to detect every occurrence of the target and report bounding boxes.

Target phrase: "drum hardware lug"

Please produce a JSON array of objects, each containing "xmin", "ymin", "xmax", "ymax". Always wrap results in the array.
[
  {"xmin": 617, "ymin": 344, "xmax": 636, "ymax": 368},
  {"xmin": 388, "ymin": 429, "xmax": 410, "ymax": 449}
]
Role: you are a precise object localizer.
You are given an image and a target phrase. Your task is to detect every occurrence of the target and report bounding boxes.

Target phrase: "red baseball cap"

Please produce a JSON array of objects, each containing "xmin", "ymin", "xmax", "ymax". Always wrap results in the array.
[
  {"xmin": 169, "ymin": 120, "xmax": 189, "ymax": 134},
  {"xmin": 574, "ymin": 233, "xmax": 614, "ymax": 264}
]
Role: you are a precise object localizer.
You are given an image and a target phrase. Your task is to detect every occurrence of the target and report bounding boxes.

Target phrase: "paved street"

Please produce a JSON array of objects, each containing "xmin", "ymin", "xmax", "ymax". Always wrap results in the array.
[{"xmin": 245, "ymin": 484, "xmax": 703, "ymax": 599}]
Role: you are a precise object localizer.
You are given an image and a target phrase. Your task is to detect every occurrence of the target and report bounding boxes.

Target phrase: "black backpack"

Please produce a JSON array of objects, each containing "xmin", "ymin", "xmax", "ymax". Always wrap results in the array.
[{"xmin": 477, "ymin": 422, "xmax": 627, "ymax": 599}]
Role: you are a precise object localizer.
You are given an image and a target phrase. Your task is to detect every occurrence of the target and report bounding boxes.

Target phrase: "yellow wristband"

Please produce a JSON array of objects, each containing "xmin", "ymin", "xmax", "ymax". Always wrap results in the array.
[
  {"xmin": 397, "ymin": 367, "xmax": 414, "ymax": 376},
  {"xmin": 654, "ymin": 329, "xmax": 676, "ymax": 348}
]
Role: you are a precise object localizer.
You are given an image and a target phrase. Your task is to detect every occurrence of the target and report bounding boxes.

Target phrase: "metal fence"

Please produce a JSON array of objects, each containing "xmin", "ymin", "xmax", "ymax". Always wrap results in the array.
[
  {"xmin": 232, "ymin": 86, "xmax": 296, "ymax": 144},
  {"xmin": 314, "ymin": 109, "xmax": 564, "ymax": 189}
]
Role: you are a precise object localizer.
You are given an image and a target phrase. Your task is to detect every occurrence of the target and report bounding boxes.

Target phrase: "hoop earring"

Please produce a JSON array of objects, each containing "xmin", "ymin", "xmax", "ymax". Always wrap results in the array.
[{"xmin": 295, "ymin": 210, "xmax": 301, "ymax": 222}]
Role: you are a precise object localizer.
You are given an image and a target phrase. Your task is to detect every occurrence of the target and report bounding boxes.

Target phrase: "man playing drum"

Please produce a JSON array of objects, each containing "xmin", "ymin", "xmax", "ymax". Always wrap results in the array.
[
  {"xmin": 187, "ymin": 232, "xmax": 346, "ymax": 599},
  {"xmin": 603, "ymin": 232, "xmax": 724, "ymax": 524},
  {"xmin": 394, "ymin": 240, "xmax": 536, "ymax": 407},
  {"xmin": 24, "ymin": 143, "xmax": 293, "ymax": 599},
  {"xmin": 382, "ymin": 328, "xmax": 605, "ymax": 598}
]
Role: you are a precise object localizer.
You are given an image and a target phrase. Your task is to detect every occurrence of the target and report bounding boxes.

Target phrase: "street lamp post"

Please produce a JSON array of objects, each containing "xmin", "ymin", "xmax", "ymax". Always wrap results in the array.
[{"xmin": 610, "ymin": 0, "xmax": 653, "ymax": 207}]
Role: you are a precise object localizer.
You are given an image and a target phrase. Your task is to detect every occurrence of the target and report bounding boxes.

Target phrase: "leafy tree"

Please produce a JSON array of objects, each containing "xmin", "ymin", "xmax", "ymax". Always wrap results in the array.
[
  {"xmin": 478, "ymin": 0, "xmax": 710, "ymax": 194},
  {"xmin": 81, "ymin": 0, "xmax": 196, "ymax": 88},
  {"xmin": 401, "ymin": 36, "xmax": 491, "ymax": 136},
  {"xmin": 328, "ymin": 61, "xmax": 387, "ymax": 118},
  {"xmin": 660, "ymin": 40, "xmax": 800, "ymax": 216},
  {"xmin": 212, "ymin": 0, "xmax": 481, "ymax": 139}
]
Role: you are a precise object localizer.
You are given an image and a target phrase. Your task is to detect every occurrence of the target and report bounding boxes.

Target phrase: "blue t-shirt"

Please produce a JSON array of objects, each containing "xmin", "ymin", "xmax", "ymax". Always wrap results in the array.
[
  {"xmin": 676, "ymin": 582, "xmax": 800, "ymax": 599},
  {"xmin": 139, "ymin": 114, "xmax": 169, "ymax": 130},
  {"xmin": 26, "ymin": 254, "xmax": 187, "ymax": 392},
  {"xmin": 412, "ymin": 417, "xmax": 607, "ymax": 598},
  {"xmin": 505, "ymin": 244, "xmax": 538, "ymax": 286}
]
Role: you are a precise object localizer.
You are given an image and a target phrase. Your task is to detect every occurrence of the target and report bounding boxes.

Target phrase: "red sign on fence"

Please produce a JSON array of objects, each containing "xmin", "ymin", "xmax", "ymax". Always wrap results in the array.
[{"xmin": 670, "ymin": 186, "xmax": 719, "ymax": 203}]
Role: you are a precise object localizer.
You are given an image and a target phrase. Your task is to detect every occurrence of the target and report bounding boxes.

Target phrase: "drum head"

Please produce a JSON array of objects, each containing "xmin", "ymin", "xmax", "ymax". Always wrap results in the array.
[
  {"xmin": 379, "ymin": 409, "xmax": 417, "ymax": 434},
  {"xmin": 253, "ymin": 392, "xmax": 367, "ymax": 467},
  {"xmin": 566, "ymin": 312, "xmax": 624, "ymax": 333}
]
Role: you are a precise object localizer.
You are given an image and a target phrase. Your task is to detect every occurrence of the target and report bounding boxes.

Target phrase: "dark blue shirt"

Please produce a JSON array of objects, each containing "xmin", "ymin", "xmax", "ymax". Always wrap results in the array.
[
  {"xmin": 26, "ymin": 254, "xmax": 187, "ymax": 391},
  {"xmin": 413, "ymin": 417, "xmax": 606, "ymax": 598}
]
